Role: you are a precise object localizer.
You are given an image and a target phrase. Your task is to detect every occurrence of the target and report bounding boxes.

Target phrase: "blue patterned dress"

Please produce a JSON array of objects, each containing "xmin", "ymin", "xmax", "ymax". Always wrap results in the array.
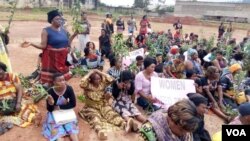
[{"xmin": 42, "ymin": 95, "xmax": 79, "ymax": 141}]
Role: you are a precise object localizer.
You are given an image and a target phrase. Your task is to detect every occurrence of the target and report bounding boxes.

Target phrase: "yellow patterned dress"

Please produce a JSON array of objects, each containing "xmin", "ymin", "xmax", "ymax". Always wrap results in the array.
[
  {"xmin": 0, "ymin": 73, "xmax": 39, "ymax": 127},
  {"xmin": 79, "ymin": 73, "xmax": 125, "ymax": 132}
]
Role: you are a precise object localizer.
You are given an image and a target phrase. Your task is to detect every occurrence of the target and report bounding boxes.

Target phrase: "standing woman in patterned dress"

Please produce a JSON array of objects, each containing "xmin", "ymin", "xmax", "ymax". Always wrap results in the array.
[{"xmin": 21, "ymin": 9, "xmax": 77, "ymax": 86}]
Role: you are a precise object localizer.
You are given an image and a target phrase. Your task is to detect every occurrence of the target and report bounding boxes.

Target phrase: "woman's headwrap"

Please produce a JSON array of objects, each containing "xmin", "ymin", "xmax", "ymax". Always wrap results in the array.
[
  {"xmin": 47, "ymin": 9, "xmax": 61, "ymax": 23},
  {"xmin": 229, "ymin": 63, "xmax": 242, "ymax": 73},
  {"xmin": 170, "ymin": 45, "xmax": 179, "ymax": 55},
  {"xmin": 188, "ymin": 48, "xmax": 198, "ymax": 57},
  {"xmin": 239, "ymin": 103, "xmax": 250, "ymax": 116}
]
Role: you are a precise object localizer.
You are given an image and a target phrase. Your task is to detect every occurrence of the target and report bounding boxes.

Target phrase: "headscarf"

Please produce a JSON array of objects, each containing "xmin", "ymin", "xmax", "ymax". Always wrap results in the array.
[
  {"xmin": 170, "ymin": 45, "xmax": 179, "ymax": 55},
  {"xmin": 239, "ymin": 103, "xmax": 250, "ymax": 117},
  {"xmin": 187, "ymin": 48, "xmax": 198, "ymax": 57},
  {"xmin": 229, "ymin": 63, "xmax": 242, "ymax": 73},
  {"xmin": 47, "ymin": 9, "xmax": 61, "ymax": 23}
]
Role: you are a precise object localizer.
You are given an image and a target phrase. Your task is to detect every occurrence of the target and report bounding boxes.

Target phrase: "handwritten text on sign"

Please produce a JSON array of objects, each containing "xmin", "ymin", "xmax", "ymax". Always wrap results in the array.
[
  {"xmin": 123, "ymin": 48, "xmax": 144, "ymax": 68},
  {"xmin": 151, "ymin": 77, "xmax": 196, "ymax": 106}
]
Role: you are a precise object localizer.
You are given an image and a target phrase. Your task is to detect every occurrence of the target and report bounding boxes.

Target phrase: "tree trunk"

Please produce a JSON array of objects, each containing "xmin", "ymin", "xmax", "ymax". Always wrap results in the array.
[
  {"xmin": 38, "ymin": 0, "xmax": 42, "ymax": 8},
  {"xmin": 94, "ymin": 0, "xmax": 98, "ymax": 10},
  {"xmin": 69, "ymin": 0, "xmax": 73, "ymax": 8}
]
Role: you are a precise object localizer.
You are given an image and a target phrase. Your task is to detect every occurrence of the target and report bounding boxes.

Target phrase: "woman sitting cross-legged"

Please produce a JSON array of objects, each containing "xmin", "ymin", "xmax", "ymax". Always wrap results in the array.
[
  {"xmin": 42, "ymin": 73, "xmax": 79, "ymax": 141},
  {"xmin": 112, "ymin": 70, "xmax": 147, "ymax": 132}
]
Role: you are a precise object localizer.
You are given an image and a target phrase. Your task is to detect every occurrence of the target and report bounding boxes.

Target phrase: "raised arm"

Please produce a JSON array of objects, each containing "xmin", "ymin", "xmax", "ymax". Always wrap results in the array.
[{"xmin": 29, "ymin": 29, "xmax": 48, "ymax": 49}]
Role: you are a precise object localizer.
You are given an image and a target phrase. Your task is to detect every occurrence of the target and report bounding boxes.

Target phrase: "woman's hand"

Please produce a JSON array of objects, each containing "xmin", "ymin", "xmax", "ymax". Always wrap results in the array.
[
  {"xmin": 147, "ymin": 95, "xmax": 157, "ymax": 103},
  {"xmin": 47, "ymin": 95, "xmax": 54, "ymax": 105},
  {"xmin": 218, "ymin": 101, "xmax": 224, "ymax": 109},
  {"xmin": 105, "ymin": 92, "xmax": 112, "ymax": 101},
  {"xmin": 212, "ymin": 102, "xmax": 219, "ymax": 109},
  {"xmin": 21, "ymin": 41, "xmax": 31, "ymax": 48},
  {"xmin": 15, "ymin": 102, "xmax": 21, "ymax": 112}
]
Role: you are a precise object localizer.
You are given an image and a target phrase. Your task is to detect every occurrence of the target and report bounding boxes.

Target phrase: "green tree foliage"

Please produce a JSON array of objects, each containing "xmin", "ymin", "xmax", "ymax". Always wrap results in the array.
[{"xmin": 133, "ymin": 0, "xmax": 150, "ymax": 9}]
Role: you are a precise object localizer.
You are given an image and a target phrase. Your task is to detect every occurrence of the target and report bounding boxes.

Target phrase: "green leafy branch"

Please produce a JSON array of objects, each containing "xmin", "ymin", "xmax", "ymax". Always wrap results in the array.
[
  {"xmin": 18, "ymin": 73, "xmax": 32, "ymax": 89},
  {"xmin": 243, "ymin": 41, "xmax": 250, "ymax": 71},
  {"xmin": 0, "ymin": 99, "xmax": 11, "ymax": 111},
  {"xmin": 112, "ymin": 34, "xmax": 129, "ymax": 58},
  {"xmin": 72, "ymin": 66, "xmax": 89, "ymax": 77},
  {"xmin": 77, "ymin": 95, "xmax": 85, "ymax": 103},
  {"xmin": 71, "ymin": 0, "xmax": 83, "ymax": 33},
  {"xmin": 4, "ymin": 0, "xmax": 18, "ymax": 34}
]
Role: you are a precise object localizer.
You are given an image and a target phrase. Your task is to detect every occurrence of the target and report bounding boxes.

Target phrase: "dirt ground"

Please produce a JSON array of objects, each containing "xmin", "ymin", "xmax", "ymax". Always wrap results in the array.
[{"xmin": 0, "ymin": 15, "xmax": 248, "ymax": 141}]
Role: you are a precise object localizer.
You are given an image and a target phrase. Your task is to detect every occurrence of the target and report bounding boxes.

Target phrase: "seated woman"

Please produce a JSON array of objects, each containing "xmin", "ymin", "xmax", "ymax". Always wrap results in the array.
[
  {"xmin": 112, "ymin": 70, "xmax": 146, "ymax": 131},
  {"xmin": 212, "ymin": 103, "xmax": 250, "ymax": 141},
  {"xmin": 185, "ymin": 48, "xmax": 203, "ymax": 77},
  {"xmin": 230, "ymin": 102, "xmax": 250, "ymax": 125},
  {"xmin": 198, "ymin": 66, "xmax": 233, "ymax": 122},
  {"xmin": 165, "ymin": 54, "xmax": 185, "ymax": 79},
  {"xmin": 135, "ymin": 57, "xmax": 160, "ymax": 111},
  {"xmin": 107, "ymin": 57, "xmax": 123, "ymax": 80},
  {"xmin": 187, "ymin": 93, "xmax": 211, "ymax": 141},
  {"xmin": 0, "ymin": 61, "xmax": 39, "ymax": 129},
  {"xmin": 79, "ymin": 69, "xmax": 129, "ymax": 140},
  {"xmin": 230, "ymin": 52, "xmax": 244, "ymax": 67},
  {"xmin": 154, "ymin": 53, "xmax": 164, "ymax": 74},
  {"xmin": 216, "ymin": 51, "xmax": 227, "ymax": 69},
  {"xmin": 139, "ymin": 99, "xmax": 200, "ymax": 141},
  {"xmin": 133, "ymin": 55, "xmax": 144, "ymax": 75},
  {"xmin": 86, "ymin": 41, "xmax": 101, "ymax": 56},
  {"xmin": 42, "ymin": 73, "xmax": 79, "ymax": 141},
  {"xmin": 80, "ymin": 47, "xmax": 104, "ymax": 70},
  {"xmin": 220, "ymin": 64, "xmax": 244, "ymax": 108}
]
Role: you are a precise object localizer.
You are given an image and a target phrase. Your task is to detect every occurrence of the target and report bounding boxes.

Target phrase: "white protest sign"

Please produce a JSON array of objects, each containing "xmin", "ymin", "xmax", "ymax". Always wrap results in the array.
[
  {"xmin": 151, "ymin": 77, "xmax": 196, "ymax": 107},
  {"xmin": 122, "ymin": 48, "xmax": 144, "ymax": 68}
]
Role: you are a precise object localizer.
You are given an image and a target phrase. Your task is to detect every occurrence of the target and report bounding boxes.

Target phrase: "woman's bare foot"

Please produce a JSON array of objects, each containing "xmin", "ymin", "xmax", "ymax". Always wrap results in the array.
[
  {"xmin": 125, "ymin": 118, "xmax": 133, "ymax": 133},
  {"xmin": 132, "ymin": 120, "xmax": 139, "ymax": 132},
  {"xmin": 98, "ymin": 130, "xmax": 108, "ymax": 140}
]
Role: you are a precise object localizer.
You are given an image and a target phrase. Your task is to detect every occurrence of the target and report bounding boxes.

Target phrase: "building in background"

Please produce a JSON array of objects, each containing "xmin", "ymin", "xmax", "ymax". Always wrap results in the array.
[{"xmin": 174, "ymin": 0, "xmax": 250, "ymax": 23}]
